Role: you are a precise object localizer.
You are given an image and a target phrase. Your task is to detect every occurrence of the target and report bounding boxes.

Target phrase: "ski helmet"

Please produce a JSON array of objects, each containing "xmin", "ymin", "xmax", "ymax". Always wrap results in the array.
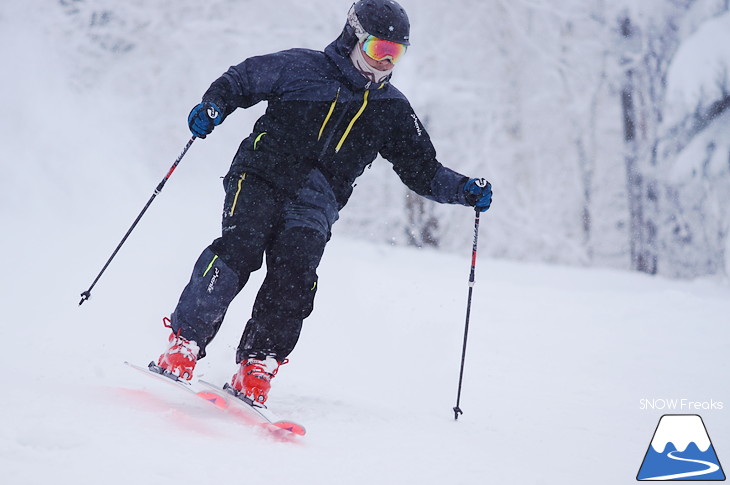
[{"xmin": 349, "ymin": 0, "xmax": 410, "ymax": 46}]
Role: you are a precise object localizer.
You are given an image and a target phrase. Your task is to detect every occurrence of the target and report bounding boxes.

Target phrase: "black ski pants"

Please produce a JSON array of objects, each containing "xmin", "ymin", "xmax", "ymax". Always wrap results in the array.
[{"xmin": 170, "ymin": 168, "xmax": 337, "ymax": 362}]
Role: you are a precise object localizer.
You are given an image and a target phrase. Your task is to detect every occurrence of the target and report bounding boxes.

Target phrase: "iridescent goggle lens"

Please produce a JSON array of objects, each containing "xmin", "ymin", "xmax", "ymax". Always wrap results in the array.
[{"xmin": 362, "ymin": 35, "xmax": 407, "ymax": 64}]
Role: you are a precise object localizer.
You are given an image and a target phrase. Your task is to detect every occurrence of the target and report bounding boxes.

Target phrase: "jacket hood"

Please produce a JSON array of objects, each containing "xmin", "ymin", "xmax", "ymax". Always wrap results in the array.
[{"xmin": 324, "ymin": 22, "xmax": 391, "ymax": 91}]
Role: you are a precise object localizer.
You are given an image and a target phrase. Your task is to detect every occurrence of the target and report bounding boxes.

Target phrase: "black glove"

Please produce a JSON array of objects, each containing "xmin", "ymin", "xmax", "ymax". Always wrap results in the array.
[
  {"xmin": 463, "ymin": 178, "xmax": 492, "ymax": 212},
  {"xmin": 187, "ymin": 102, "xmax": 223, "ymax": 139}
]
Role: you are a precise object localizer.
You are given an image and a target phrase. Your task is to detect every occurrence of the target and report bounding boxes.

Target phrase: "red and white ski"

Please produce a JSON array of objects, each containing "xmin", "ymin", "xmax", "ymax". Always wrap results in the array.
[
  {"xmin": 123, "ymin": 361, "xmax": 305, "ymax": 437},
  {"xmin": 198, "ymin": 379, "xmax": 306, "ymax": 436}
]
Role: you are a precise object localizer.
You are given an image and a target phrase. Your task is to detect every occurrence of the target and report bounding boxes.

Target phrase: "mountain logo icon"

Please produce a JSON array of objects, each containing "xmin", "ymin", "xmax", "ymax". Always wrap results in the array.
[{"xmin": 637, "ymin": 414, "xmax": 725, "ymax": 481}]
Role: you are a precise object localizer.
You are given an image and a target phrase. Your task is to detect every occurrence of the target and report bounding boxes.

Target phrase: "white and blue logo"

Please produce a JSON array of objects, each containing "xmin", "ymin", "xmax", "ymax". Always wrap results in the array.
[{"xmin": 637, "ymin": 414, "xmax": 725, "ymax": 481}]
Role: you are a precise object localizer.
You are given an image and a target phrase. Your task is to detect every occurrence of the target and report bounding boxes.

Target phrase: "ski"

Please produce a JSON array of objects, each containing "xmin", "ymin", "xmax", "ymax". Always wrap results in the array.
[
  {"xmin": 123, "ymin": 361, "xmax": 228, "ymax": 409},
  {"xmin": 198, "ymin": 379, "xmax": 306, "ymax": 436},
  {"xmin": 123, "ymin": 361, "xmax": 305, "ymax": 437}
]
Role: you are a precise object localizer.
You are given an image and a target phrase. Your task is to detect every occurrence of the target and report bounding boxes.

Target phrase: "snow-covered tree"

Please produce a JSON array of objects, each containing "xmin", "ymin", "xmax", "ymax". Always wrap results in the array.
[{"xmin": 659, "ymin": 9, "xmax": 730, "ymax": 277}]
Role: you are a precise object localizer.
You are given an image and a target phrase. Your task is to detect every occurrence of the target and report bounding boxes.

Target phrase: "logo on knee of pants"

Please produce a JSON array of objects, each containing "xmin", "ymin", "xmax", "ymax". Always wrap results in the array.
[{"xmin": 207, "ymin": 267, "xmax": 220, "ymax": 294}]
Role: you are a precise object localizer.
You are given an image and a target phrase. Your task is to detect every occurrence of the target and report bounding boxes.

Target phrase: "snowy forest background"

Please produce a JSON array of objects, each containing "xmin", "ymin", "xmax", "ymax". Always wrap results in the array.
[{"xmin": 3, "ymin": 0, "xmax": 730, "ymax": 279}]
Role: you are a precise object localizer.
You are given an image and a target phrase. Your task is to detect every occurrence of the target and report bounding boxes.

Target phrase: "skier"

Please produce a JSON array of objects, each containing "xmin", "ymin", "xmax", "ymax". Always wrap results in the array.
[{"xmin": 156, "ymin": 0, "xmax": 493, "ymax": 405}]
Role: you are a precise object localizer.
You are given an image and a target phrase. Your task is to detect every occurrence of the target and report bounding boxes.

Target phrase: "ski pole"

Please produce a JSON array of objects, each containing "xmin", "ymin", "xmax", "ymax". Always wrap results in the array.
[
  {"xmin": 453, "ymin": 208, "xmax": 481, "ymax": 420},
  {"xmin": 79, "ymin": 136, "xmax": 196, "ymax": 306}
]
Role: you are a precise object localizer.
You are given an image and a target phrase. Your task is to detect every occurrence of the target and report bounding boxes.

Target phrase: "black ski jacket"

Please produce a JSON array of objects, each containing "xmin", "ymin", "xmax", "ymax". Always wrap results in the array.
[{"xmin": 201, "ymin": 24, "xmax": 469, "ymax": 210}]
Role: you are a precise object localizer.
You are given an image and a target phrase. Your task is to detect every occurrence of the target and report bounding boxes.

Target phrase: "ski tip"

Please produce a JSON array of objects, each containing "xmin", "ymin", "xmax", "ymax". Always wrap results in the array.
[{"xmin": 274, "ymin": 421, "xmax": 306, "ymax": 436}]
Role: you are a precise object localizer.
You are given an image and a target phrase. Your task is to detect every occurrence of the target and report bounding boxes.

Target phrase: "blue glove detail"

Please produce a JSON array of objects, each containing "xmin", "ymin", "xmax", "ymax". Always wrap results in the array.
[
  {"xmin": 187, "ymin": 102, "xmax": 223, "ymax": 139},
  {"xmin": 463, "ymin": 178, "xmax": 492, "ymax": 212}
]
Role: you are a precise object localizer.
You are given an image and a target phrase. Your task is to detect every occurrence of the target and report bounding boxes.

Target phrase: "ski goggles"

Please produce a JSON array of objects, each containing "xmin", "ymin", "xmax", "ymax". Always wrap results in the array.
[{"xmin": 362, "ymin": 35, "xmax": 407, "ymax": 64}]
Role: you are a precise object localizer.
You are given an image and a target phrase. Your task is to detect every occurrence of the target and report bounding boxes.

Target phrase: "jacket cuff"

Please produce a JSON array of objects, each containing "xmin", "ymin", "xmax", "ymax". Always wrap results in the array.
[
  {"xmin": 427, "ymin": 166, "xmax": 469, "ymax": 205},
  {"xmin": 201, "ymin": 77, "xmax": 234, "ymax": 120}
]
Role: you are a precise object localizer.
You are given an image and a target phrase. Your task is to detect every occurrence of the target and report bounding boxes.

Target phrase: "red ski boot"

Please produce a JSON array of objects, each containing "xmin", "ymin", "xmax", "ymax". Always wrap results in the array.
[
  {"xmin": 157, "ymin": 318, "xmax": 200, "ymax": 381},
  {"xmin": 231, "ymin": 357, "xmax": 286, "ymax": 404}
]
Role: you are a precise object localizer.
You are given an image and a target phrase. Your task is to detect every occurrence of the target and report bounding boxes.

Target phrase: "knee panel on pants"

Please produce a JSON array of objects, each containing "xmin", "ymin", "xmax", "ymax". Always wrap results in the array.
[
  {"xmin": 261, "ymin": 227, "xmax": 326, "ymax": 319},
  {"xmin": 171, "ymin": 247, "xmax": 242, "ymax": 357},
  {"xmin": 239, "ymin": 227, "xmax": 327, "ymax": 361}
]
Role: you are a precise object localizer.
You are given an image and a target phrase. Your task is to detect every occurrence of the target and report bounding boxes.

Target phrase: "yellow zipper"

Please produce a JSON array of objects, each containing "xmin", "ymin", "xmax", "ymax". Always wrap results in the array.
[
  {"xmin": 318, "ymin": 88, "xmax": 341, "ymax": 141},
  {"xmin": 203, "ymin": 255, "xmax": 219, "ymax": 277},
  {"xmin": 253, "ymin": 132, "xmax": 267, "ymax": 150},
  {"xmin": 229, "ymin": 172, "xmax": 247, "ymax": 217},
  {"xmin": 335, "ymin": 90, "xmax": 369, "ymax": 153}
]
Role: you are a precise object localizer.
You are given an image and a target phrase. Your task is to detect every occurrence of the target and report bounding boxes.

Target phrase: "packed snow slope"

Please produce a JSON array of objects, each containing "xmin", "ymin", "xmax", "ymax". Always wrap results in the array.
[{"xmin": 2, "ymin": 230, "xmax": 729, "ymax": 484}]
